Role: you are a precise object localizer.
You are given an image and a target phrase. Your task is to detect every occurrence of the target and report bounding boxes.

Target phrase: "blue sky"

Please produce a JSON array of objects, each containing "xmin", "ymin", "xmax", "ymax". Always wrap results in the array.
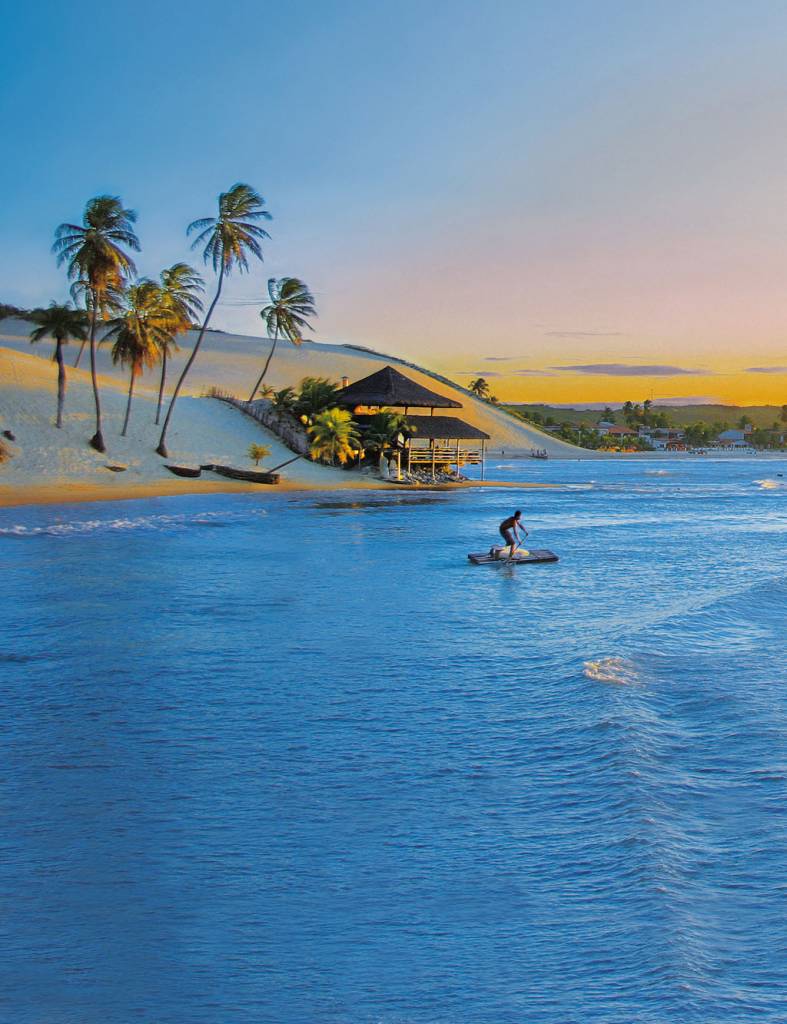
[{"xmin": 3, "ymin": 1, "xmax": 787, "ymax": 402}]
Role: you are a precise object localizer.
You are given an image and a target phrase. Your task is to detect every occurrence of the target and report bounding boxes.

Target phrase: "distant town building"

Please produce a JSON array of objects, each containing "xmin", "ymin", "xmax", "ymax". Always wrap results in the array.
[{"xmin": 717, "ymin": 429, "xmax": 751, "ymax": 448}]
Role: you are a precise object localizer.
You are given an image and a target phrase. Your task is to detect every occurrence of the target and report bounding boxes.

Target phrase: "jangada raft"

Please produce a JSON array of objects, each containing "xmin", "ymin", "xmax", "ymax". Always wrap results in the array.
[{"xmin": 468, "ymin": 546, "xmax": 559, "ymax": 565}]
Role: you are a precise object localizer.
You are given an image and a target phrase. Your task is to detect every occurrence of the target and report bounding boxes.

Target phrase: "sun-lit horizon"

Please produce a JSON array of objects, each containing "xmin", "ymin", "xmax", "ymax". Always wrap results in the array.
[{"xmin": 2, "ymin": 1, "xmax": 786, "ymax": 404}]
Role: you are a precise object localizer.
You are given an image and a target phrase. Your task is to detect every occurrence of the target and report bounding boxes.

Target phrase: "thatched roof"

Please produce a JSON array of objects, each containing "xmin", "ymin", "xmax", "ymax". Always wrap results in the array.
[
  {"xmin": 338, "ymin": 365, "xmax": 462, "ymax": 410},
  {"xmin": 403, "ymin": 415, "xmax": 490, "ymax": 441}
]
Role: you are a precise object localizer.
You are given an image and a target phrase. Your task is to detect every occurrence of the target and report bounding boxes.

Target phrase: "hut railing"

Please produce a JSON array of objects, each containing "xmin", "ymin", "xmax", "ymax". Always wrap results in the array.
[{"xmin": 408, "ymin": 445, "xmax": 483, "ymax": 465}]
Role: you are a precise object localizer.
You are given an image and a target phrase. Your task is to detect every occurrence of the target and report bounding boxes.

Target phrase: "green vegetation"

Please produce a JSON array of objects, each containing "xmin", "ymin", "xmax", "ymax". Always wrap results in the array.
[
  {"xmin": 360, "ymin": 410, "xmax": 412, "ymax": 458},
  {"xmin": 294, "ymin": 377, "xmax": 340, "ymax": 419},
  {"xmin": 507, "ymin": 402, "xmax": 785, "ymax": 431},
  {"xmin": 53, "ymin": 195, "xmax": 141, "ymax": 452},
  {"xmin": 156, "ymin": 263, "xmax": 205, "ymax": 424},
  {"xmin": 506, "ymin": 399, "xmax": 786, "ymax": 450},
  {"xmin": 307, "ymin": 408, "xmax": 362, "ymax": 465},
  {"xmin": 28, "ymin": 303, "xmax": 89, "ymax": 428},
  {"xmin": 249, "ymin": 277, "xmax": 317, "ymax": 401},
  {"xmin": 247, "ymin": 443, "xmax": 271, "ymax": 466},
  {"xmin": 156, "ymin": 183, "xmax": 271, "ymax": 457},
  {"xmin": 105, "ymin": 282, "xmax": 176, "ymax": 437}
]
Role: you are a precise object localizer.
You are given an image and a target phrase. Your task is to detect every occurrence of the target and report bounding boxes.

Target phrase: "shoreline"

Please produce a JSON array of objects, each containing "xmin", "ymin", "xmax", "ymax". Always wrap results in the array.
[{"xmin": 0, "ymin": 477, "xmax": 556, "ymax": 510}]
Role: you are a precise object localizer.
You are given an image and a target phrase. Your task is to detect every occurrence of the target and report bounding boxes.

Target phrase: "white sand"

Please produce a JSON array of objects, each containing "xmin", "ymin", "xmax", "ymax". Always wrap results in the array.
[{"xmin": 0, "ymin": 320, "xmax": 590, "ymax": 506}]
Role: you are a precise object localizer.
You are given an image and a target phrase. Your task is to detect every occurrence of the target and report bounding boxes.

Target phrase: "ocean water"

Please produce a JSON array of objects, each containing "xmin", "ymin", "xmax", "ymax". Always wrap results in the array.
[{"xmin": 1, "ymin": 457, "xmax": 786, "ymax": 1024}]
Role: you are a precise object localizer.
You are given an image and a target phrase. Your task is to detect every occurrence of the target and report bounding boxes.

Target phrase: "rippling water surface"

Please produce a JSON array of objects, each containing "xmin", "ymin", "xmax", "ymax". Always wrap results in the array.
[{"xmin": 1, "ymin": 457, "xmax": 786, "ymax": 1023}]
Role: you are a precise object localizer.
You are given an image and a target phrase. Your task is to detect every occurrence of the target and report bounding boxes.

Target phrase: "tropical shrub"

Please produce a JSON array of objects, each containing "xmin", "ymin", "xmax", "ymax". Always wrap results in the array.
[
  {"xmin": 295, "ymin": 377, "xmax": 339, "ymax": 418},
  {"xmin": 308, "ymin": 408, "xmax": 362, "ymax": 465},
  {"xmin": 248, "ymin": 443, "xmax": 271, "ymax": 466}
]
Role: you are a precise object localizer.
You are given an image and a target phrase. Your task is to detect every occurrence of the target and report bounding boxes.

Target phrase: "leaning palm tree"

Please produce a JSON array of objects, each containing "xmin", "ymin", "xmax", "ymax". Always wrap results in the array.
[
  {"xmin": 248, "ymin": 277, "xmax": 316, "ymax": 401},
  {"xmin": 69, "ymin": 277, "xmax": 125, "ymax": 369},
  {"xmin": 105, "ymin": 281, "xmax": 172, "ymax": 437},
  {"xmin": 156, "ymin": 183, "xmax": 271, "ymax": 457},
  {"xmin": 53, "ymin": 196, "xmax": 140, "ymax": 451},
  {"xmin": 28, "ymin": 303, "xmax": 89, "ymax": 427},
  {"xmin": 155, "ymin": 263, "xmax": 204, "ymax": 424},
  {"xmin": 308, "ymin": 408, "xmax": 362, "ymax": 465},
  {"xmin": 469, "ymin": 377, "xmax": 490, "ymax": 399}
]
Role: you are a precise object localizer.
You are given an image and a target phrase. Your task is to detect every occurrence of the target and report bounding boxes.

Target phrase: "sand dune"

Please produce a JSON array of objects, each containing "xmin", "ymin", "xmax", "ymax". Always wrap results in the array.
[
  {"xmin": 1, "ymin": 317, "xmax": 586, "ymax": 454},
  {"xmin": 0, "ymin": 320, "xmax": 590, "ymax": 506}
]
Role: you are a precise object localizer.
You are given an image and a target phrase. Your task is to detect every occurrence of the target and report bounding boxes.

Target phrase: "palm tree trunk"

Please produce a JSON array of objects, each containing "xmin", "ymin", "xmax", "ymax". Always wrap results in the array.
[
  {"xmin": 248, "ymin": 330, "xmax": 278, "ymax": 402},
  {"xmin": 55, "ymin": 338, "xmax": 66, "ymax": 428},
  {"xmin": 73, "ymin": 339, "xmax": 87, "ymax": 368},
  {"xmin": 155, "ymin": 349, "xmax": 167, "ymax": 425},
  {"xmin": 156, "ymin": 264, "xmax": 225, "ymax": 457},
  {"xmin": 121, "ymin": 370, "xmax": 135, "ymax": 437},
  {"xmin": 87, "ymin": 298, "xmax": 106, "ymax": 452}
]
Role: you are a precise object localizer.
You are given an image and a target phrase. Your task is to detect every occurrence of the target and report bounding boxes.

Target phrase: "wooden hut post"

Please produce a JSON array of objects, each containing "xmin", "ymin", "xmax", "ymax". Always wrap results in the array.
[
  {"xmin": 456, "ymin": 438, "xmax": 461, "ymax": 477},
  {"xmin": 481, "ymin": 439, "xmax": 486, "ymax": 480},
  {"xmin": 430, "ymin": 439, "xmax": 436, "ymax": 481},
  {"xmin": 396, "ymin": 450, "xmax": 401, "ymax": 481}
]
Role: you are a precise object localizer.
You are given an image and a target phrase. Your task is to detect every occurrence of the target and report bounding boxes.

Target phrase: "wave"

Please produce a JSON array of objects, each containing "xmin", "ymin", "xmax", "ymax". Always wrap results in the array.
[
  {"xmin": 0, "ymin": 508, "xmax": 267, "ymax": 538},
  {"xmin": 583, "ymin": 656, "xmax": 641, "ymax": 685},
  {"xmin": 754, "ymin": 478, "xmax": 785, "ymax": 490}
]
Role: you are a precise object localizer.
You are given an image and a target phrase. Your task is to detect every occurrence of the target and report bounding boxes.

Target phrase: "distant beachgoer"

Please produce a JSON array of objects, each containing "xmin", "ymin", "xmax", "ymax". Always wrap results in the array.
[{"xmin": 499, "ymin": 510, "xmax": 527, "ymax": 560}]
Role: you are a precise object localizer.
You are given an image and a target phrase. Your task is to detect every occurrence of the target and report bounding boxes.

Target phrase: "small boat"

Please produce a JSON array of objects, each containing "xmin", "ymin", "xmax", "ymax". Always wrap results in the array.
[
  {"xmin": 166, "ymin": 464, "xmax": 202, "ymax": 478},
  {"xmin": 200, "ymin": 463, "xmax": 280, "ymax": 484},
  {"xmin": 468, "ymin": 548, "xmax": 559, "ymax": 565}
]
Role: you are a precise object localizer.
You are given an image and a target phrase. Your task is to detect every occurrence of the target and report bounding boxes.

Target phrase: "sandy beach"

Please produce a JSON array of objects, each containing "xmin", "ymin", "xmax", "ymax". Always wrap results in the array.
[{"xmin": 0, "ymin": 322, "xmax": 586, "ymax": 507}]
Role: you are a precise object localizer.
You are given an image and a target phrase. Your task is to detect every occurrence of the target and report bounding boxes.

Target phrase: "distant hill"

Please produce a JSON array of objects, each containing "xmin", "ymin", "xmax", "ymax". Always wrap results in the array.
[{"xmin": 507, "ymin": 403, "xmax": 785, "ymax": 430}]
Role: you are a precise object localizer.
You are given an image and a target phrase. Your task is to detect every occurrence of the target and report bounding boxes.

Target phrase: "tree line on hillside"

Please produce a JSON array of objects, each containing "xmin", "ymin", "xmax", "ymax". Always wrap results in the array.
[{"xmin": 508, "ymin": 400, "xmax": 787, "ymax": 450}]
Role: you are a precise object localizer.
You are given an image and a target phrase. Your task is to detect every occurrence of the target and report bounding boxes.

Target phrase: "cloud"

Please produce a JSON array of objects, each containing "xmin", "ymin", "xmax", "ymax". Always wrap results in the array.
[
  {"xmin": 484, "ymin": 356, "xmax": 517, "ymax": 362},
  {"xmin": 544, "ymin": 330, "xmax": 624, "ymax": 338},
  {"xmin": 652, "ymin": 396, "xmax": 723, "ymax": 406},
  {"xmin": 512, "ymin": 368, "xmax": 557, "ymax": 377},
  {"xmin": 455, "ymin": 370, "xmax": 503, "ymax": 378},
  {"xmin": 550, "ymin": 363, "xmax": 711, "ymax": 377},
  {"xmin": 745, "ymin": 365, "xmax": 787, "ymax": 374}
]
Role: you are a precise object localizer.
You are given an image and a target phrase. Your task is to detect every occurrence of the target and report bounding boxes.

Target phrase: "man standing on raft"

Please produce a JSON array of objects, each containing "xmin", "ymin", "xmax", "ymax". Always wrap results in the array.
[{"xmin": 499, "ymin": 510, "xmax": 527, "ymax": 561}]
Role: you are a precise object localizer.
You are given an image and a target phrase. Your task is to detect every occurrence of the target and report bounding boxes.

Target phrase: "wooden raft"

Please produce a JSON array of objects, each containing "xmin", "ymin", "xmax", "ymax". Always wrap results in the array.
[{"xmin": 468, "ymin": 548, "xmax": 559, "ymax": 565}]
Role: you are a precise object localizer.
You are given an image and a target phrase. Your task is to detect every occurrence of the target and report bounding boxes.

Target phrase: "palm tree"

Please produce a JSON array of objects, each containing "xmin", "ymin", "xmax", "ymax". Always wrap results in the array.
[
  {"xmin": 469, "ymin": 377, "xmax": 490, "ymax": 399},
  {"xmin": 156, "ymin": 183, "xmax": 271, "ymax": 457},
  {"xmin": 248, "ymin": 277, "xmax": 316, "ymax": 401},
  {"xmin": 359, "ymin": 409, "xmax": 412, "ymax": 458},
  {"xmin": 155, "ymin": 263, "xmax": 205, "ymax": 424},
  {"xmin": 105, "ymin": 281, "xmax": 172, "ymax": 437},
  {"xmin": 53, "ymin": 196, "xmax": 140, "ymax": 451},
  {"xmin": 28, "ymin": 303, "xmax": 89, "ymax": 427},
  {"xmin": 308, "ymin": 408, "xmax": 362, "ymax": 465},
  {"xmin": 68, "ymin": 277, "xmax": 125, "ymax": 369}
]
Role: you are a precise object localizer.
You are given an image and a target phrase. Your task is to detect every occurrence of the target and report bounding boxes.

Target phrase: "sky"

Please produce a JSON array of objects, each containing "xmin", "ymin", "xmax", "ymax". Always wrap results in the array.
[{"xmin": 2, "ymin": 0, "xmax": 787, "ymax": 406}]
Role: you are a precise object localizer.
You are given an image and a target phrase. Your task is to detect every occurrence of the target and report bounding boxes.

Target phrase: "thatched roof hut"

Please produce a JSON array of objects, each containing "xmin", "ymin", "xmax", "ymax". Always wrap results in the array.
[
  {"xmin": 338, "ymin": 365, "xmax": 462, "ymax": 411},
  {"xmin": 401, "ymin": 415, "xmax": 490, "ymax": 441}
]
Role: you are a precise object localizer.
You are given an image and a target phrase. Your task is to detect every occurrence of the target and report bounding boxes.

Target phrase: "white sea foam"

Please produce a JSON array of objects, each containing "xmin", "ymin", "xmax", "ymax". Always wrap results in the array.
[
  {"xmin": 583, "ymin": 656, "xmax": 640, "ymax": 685},
  {"xmin": 645, "ymin": 469, "xmax": 671, "ymax": 476},
  {"xmin": 0, "ymin": 508, "xmax": 267, "ymax": 538},
  {"xmin": 754, "ymin": 478, "xmax": 785, "ymax": 490}
]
